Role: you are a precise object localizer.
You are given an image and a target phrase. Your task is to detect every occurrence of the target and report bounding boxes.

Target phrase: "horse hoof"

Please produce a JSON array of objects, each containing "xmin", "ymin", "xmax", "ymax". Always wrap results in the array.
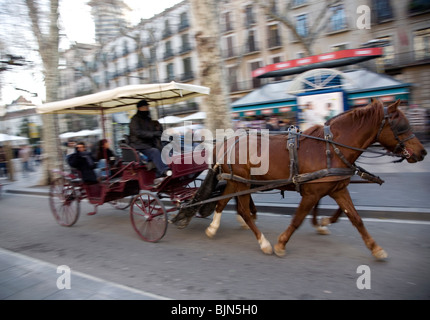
[
  {"xmin": 316, "ymin": 226, "xmax": 331, "ymax": 235},
  {"xmin": 373, "ymin": 248, "xmax": 388, "ymax": 260},
  {"xmin": 320, "ymin": 217, "xmax": 331, "ymax": 226},
  {"xmin": 261, "ymin": 245, "xmax": 273, "ymax": 255},
  {"xmin": 258, "ymin": 235, "xmax": 273, "ymax": 255},
  {"xmin": 205, "ymin": 227, "xmax": 216, "ymax": 238},
  {"xmin": 274, "ymin": 244, "xmax": 286, "ymax": 257}
]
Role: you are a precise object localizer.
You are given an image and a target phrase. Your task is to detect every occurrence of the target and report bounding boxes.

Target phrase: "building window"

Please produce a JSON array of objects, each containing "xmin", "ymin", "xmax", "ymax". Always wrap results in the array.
[
  {"xmin": 179, "ymin": 12, "xmax": 189, "ymax": 31},
  {"xmin": 267, "ymin": 24, "xmax": 281, "ymax": 48},
  {"xmin": 296, "ymin": 14, "xmax": 308, "ymax": 37},
  {"xmin": 182, "ymin": 57, "xmax": 193, "ymax": 81},
  {"xmin": 222, "ymin": 12, "xmax": 233, "ymax": 33},
  {"xmin": 409, "ymin": 0, "xmax": 430, "ymax": 15},
  {"xmin": 414, "ymin": 28, "xmax": 430, "ymax": 61},
  {"xmin": 372, "ymin": 0, "xmax": 394, "ymax": 23},
  {"xmin": 166, "ymin": 63, "xmax": 174, "ymax": 81},
  {"xmin": 180, "ymin": 34, "xmax": 191, "ymax": 54},
  {"xmin": 163, "ymin": 20, "xmax": 172, "ymax": 38},
  {"xmin": 244, "ymin": 5, "xmax": 256, "ymax": 27},
  {"xmin": 328, "ymin": 4, "xmax": 347, "ymax": 32},
  {"xmin": 223, "ymin": 36, "xmax": 236, "ymax": 58},
  {"xmin": 246, "ymin": 30, "xmax": 258, "ymax": 53},
  {"xmin": 164, "ymin": 41, "xmax": 174, "ymax": 60},
  {"xmin": 250, "ymin": 61, "xmax": 262, "ymax": 88},
  {"xmin": 292, "ymin": 0, "xmax": 306, "ymax": 7},
  {"xmin": 378, "ymin": 36, "xmax": 395, "ymax": 65},
  {"xmin": 227, "ymin": 66, "xmax": 239, "ymax": 92}
]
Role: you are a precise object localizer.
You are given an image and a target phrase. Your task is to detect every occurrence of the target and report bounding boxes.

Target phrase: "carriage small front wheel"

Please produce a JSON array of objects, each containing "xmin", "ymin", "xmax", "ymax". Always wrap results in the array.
[
  {"xmin": 49, "ymin": 177, "xmax": 80, "ymax": 227},
  {"xmin": 130, "ymin": 191, "xmax": 167, "ymax": 242}
]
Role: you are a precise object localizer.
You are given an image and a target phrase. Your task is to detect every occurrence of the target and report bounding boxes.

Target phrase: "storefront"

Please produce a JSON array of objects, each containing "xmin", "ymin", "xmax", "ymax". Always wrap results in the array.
[{"xmin": 231, "ymin": 68, "xmax": 411, "ymax": 130}]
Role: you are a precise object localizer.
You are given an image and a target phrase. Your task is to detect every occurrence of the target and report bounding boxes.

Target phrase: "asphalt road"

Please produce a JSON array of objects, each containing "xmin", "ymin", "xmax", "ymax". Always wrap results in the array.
[{"xmin": 0, "ymin": 193, "xmax": 429, "ymax": 300}]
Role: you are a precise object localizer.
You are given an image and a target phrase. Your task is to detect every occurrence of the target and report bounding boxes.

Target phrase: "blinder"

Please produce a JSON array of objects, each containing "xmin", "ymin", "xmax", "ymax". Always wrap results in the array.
[{"xmin": 376, "ymin": 107, "xmax": 415, "ymax": 158}]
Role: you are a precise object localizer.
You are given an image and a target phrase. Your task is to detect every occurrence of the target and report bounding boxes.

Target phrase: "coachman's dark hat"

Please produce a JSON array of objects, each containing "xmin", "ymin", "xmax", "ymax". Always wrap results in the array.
[{"xmin": 137, "ymin": 99, "xmax": 149, "ymax": 108}]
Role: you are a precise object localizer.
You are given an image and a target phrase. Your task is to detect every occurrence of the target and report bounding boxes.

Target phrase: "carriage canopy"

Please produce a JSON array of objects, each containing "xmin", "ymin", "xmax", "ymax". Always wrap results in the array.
[{"xmin": 36, "ymin": 81, "xmax": 210, "ymax": 115}]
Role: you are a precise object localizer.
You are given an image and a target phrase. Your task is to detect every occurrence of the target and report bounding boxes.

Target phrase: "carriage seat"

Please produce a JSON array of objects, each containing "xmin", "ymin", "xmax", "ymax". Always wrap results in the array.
[{"xmin": 119, "ymin": 135, "xmax": 155, "ymax": 171}]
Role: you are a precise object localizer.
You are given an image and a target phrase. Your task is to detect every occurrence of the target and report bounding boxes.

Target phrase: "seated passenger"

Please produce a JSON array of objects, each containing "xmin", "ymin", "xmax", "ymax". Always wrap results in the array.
[
  {"xmin": 95, "ymin": 139, "xmax": 117, "ymax": 178},
  {"xmin": 67, "ymin": 141, "xmax": 97, "ymax": 183},
  {"xmin": 129, "ymin": 99, "xmax": 172, "ymax": 182}
]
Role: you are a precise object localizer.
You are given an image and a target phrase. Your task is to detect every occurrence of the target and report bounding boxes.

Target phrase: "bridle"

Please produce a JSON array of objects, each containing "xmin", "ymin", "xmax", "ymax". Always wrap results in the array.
[{"xmin": 376, "ymin": 107, "xmax": 416, "ymax": 159}]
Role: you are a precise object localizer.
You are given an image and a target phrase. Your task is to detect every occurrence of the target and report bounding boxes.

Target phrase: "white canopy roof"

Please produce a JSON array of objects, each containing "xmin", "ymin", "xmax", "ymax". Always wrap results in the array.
[
  {"xmin": 158, "ymin": 115, "xmax": 182, "ymax": 124},
  {"xmin": 36, "ymin": 82, "xmax": 210, "ymax": 115},
  {"xmin": 0, "ymin": 133, "xmax": 29, "ymax": 144}
]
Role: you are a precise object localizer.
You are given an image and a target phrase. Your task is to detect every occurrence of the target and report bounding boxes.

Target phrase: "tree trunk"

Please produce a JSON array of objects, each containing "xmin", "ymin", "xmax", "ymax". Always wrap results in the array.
[
  {"xmin": 189, "ymin": 0, "xmax": 231, "ymax": 134},
  {"xmin": 25, "ymin": 0, "xmax": 61, "ymax": 185}
]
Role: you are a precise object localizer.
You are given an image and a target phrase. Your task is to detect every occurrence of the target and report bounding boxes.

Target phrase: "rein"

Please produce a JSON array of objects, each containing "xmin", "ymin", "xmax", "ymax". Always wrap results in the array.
[
  {"xmin": 217, "ymin": 105, "xmax": 412, "ymax": 190},
  {"xmin": 180, "ymin": 104, "xmax": 414, "ymax": 209}
]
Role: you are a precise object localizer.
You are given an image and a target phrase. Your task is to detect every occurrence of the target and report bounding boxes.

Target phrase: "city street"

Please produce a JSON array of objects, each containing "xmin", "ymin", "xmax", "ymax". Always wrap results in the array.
[{"xmin": 0, "ymin": 191, "xmax": 429, "ymax": 300}]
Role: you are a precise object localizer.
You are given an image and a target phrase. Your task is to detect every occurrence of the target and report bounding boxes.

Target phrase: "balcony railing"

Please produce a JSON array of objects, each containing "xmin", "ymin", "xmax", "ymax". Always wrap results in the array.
[{"xmin": 383, "ymin": 49, "xmax": 430, "ymax": 70}]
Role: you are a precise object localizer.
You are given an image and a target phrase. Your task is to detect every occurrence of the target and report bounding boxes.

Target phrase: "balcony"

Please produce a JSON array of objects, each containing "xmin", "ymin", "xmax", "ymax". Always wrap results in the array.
[
  {"xmin": 163, "ymin": 50, "xmax": 175, "ymax": 61},
  {"xmin": 383, "ymin": 49, "xmax": 430, "ymax": 71}
]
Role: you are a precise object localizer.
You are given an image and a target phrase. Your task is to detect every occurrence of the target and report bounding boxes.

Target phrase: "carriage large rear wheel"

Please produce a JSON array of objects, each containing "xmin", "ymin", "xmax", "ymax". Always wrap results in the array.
[
  {"xmin": 49, "ymin": 177, "xmax": 80, "ymax": 227},
  {"xmin": 130, "ymin": 191, "xmax": 167, "ymax": 242}
]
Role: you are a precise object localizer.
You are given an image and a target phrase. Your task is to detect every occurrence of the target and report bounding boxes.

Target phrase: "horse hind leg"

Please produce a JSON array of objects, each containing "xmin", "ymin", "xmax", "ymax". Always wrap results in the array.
[
  {"xmin": 205, "ymin": 182, "xmax": 235, "ymax": 238},
  {"xmin": 311, "ymin": 200, "xmax": 331, "ymax": 235},
  {"xmin": 331, "ymin": 187, "xmax": 387, "ymax": 260},
  {"xmin": 311, "ymin": 201, "xmax": 344, "ymax": 235}
]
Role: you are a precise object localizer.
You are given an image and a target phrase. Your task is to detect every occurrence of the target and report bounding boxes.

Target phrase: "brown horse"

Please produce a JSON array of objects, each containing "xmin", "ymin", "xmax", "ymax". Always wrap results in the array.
[{"xmin": 203, "ymin": 99, "xmax": 426, "ymax": 258}]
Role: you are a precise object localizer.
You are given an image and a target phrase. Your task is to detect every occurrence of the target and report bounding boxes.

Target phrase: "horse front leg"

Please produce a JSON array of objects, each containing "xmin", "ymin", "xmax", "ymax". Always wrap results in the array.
[
  {"xmin": 236, "ymin": 193, "xmax": 272, "ymax": 255},
  {"xmin": 236, "ymin": 196, "xmax": 257, "ymax": 230},
  {"xmin": 274, "ymin": 195, "xmax": 320, "ymax": 257},
  {"xmin": 331, "ymin": 186, "xmax": 387, "ymax": 260}
]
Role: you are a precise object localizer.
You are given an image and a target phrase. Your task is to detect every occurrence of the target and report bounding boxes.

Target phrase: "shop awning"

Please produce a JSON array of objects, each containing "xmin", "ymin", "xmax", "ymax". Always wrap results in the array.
[{"xmin": 252, "ymin": 48, "xmax": 383, "ymax": 78}]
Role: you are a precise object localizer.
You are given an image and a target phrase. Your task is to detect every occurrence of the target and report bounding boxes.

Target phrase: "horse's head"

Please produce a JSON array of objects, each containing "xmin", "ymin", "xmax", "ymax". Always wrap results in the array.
[{"xmin": 375, "ymin": 99, "xmax": 427, "ymax": 163}]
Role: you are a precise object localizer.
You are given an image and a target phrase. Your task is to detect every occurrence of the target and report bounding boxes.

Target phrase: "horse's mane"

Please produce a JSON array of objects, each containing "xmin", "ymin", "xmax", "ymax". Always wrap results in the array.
[{"xmin": 325, "ymin": 100, "xmax": 383, "ymax": 130}]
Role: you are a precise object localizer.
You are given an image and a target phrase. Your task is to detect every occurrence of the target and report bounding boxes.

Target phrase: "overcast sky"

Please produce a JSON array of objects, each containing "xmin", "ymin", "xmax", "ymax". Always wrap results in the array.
[{"xmin": 61, "ymin": 0, "xmax": 183, "ymax": 44}]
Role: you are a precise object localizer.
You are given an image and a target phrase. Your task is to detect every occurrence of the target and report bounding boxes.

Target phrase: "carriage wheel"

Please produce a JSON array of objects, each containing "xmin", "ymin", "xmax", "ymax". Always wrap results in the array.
[
  {"xmin": 109, "ymin": 196, "xmax": 133, "ymax": 210},
  {"xmin": 130, "ymin": 191, "xmax": 167, "ymax": 242},
  {"xmin": 49, "ymin": 177, "xmax": 80, "ymax": 227}
]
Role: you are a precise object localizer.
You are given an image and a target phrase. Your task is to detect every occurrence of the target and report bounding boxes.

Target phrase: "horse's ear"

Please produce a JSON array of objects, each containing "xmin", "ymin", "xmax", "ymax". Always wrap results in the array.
[
  {"xmin": 371, "ymin": 98, "xmax": 382, "ymax": 108},
  {"xmin": 387, "ymin": 99, "xmax": 401, "ymax": 113}
]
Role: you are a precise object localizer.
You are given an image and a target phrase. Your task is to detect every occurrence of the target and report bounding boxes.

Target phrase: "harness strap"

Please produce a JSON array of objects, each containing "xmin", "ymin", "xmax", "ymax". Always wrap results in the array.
[{"xmin": 287, "ymin": 126, "xmax": 301, "ymax": 191}]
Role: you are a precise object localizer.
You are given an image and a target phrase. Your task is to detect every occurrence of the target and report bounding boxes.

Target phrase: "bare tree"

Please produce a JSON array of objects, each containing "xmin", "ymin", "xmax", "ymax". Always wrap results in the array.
[
  {"xmin": 258, "ymin": 0, "xmax": 341, "ymax": 56},
  {"xmin": 189, "ymin": 0, "xmax": 231, "ymax": 133},
  {"xmin": 25, "ymin": 0, "xmax": 61, "ymax": 185}
]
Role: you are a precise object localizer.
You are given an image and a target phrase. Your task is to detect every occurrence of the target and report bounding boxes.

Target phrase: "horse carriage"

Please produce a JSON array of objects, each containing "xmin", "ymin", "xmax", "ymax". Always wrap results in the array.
[
  {"xmin": 38, "ymin": 84, "xmax": 427, "ymax": 259},
  {"xmin": 37, "ymin": 82, "xmax": 213, "ymax": 242}
]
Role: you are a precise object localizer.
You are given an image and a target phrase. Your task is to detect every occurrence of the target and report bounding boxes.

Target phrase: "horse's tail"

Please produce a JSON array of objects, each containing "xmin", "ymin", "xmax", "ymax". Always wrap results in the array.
[{"xmin": 171, "ymin": 163, "xmax": 221, "ymax": 228}]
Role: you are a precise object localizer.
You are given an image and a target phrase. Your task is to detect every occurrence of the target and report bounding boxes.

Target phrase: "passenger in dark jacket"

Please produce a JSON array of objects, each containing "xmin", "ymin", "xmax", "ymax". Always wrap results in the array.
[
  {"xmin": 129, "ymin": 99, "xmax": 171, "ymax": 178},
  {"xmin": 67, "ymin": 141, "xmax": 97, "ymax": 183}
]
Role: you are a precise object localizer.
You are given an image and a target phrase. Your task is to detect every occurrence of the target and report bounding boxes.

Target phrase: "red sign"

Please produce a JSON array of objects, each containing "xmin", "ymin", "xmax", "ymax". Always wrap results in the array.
[{"xmin": 252, "ymin": 47, "xmax": 383, "ymax": 78}]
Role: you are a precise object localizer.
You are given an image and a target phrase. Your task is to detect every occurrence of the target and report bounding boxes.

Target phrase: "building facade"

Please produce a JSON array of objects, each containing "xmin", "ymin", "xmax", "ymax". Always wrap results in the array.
[{"xmin": 58, "ymin": 0, "xmax": 430, "ymax": 120}]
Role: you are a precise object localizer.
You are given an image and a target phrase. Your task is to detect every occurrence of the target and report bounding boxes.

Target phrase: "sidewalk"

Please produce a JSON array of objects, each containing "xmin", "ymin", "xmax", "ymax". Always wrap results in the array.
[{"xmin": 0, "ymin": 248, "xmax": 168, "ymax": 300}]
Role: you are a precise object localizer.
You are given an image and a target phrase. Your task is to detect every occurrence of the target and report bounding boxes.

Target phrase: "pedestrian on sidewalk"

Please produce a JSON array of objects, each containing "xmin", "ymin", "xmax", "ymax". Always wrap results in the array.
[{"xmin": 18, "ymin": 145, "xmax": 33, "ymax": 178}]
